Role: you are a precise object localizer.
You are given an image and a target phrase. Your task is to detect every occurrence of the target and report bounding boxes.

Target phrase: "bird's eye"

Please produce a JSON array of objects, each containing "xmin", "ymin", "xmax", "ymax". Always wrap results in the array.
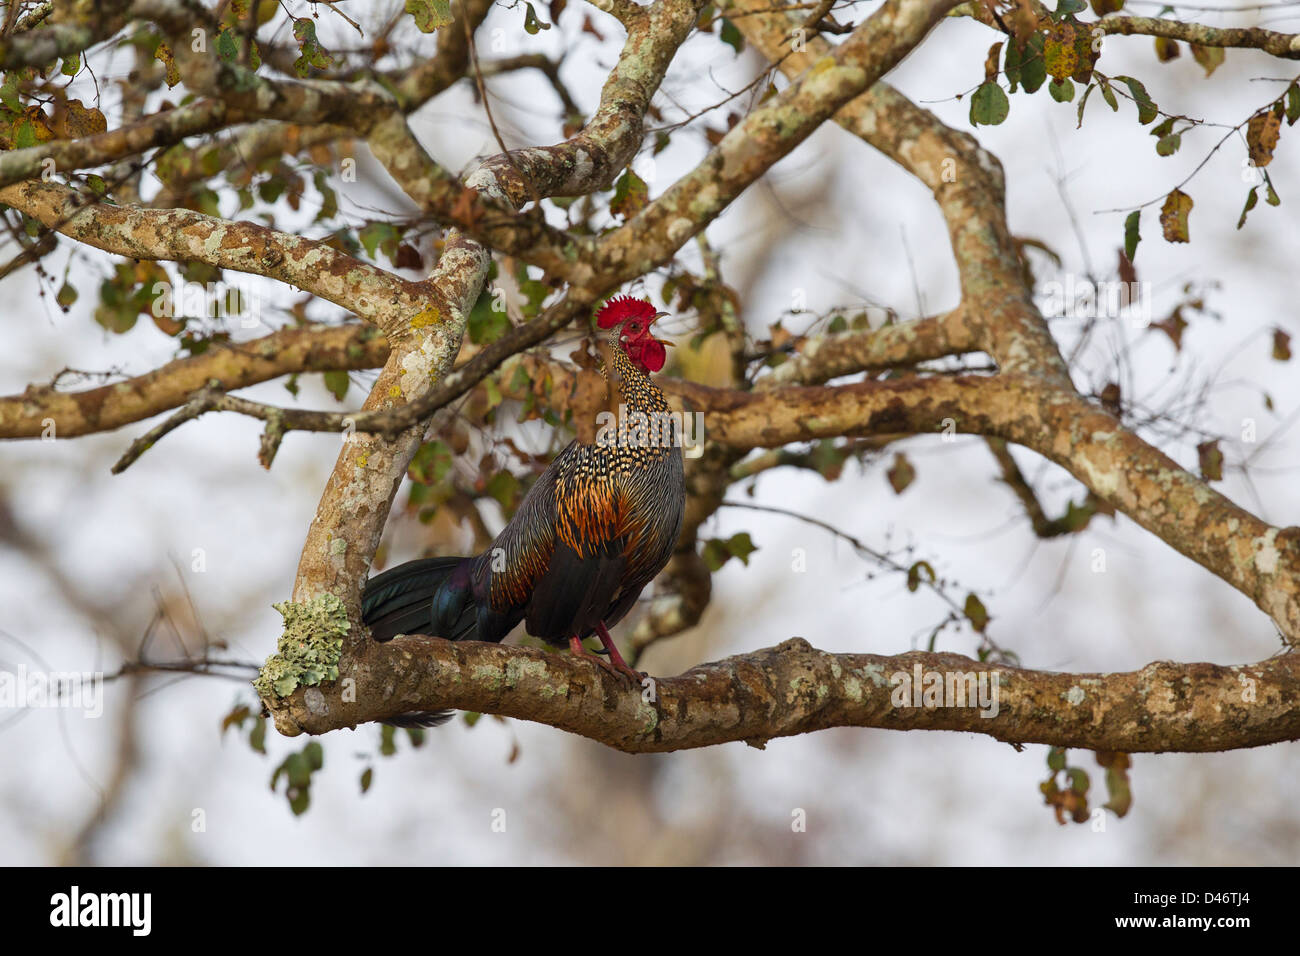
[{"xmin": 627, "ymin": 323, "xmax": 639, "ymax": 332}]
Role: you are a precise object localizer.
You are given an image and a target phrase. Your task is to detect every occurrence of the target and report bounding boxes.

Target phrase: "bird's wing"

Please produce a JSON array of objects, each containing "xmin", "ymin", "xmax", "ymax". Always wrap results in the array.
[{"xmin": 481, "ymin": 443, "xmax": 566, "ymax": 614}]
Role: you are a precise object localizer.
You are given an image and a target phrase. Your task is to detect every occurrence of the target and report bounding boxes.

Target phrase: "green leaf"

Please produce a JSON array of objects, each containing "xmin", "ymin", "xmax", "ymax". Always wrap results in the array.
[
  {"xmin": 719, "ymin": 18, "xmax": 744, "ymax": 53},
  {"xmin": 292, "ymin": 19, "xmax": 334, "ymax": 76},
  {"xmin": 216, "ymin": 27, "xmax": 239, "ymax": 62},
  {"xmin": 0, "ymin": 74, "xmax": 21, "ymax": 112},
  {"xmin": 1286, "ymin": 82, "xmax": 1300, "ymax": 126},
  {"xmin": 523, "ymin": 2, "xmax": 551, "ymax": 34},
  {"xmin": 56, "ymin": 282, "xmax": 78, "ymax": 308},
  {"xmin": 1100, "ymin": 81, "xmax": 1118, "ymax": 111},
  {"xmin": 1102, "ymin": 762, "xmax": 1133, "ymax": 816},
  {"xmin": 360, "ymin": 767, "xmax": 373, "ymax": 794},
  {"xmin": 486, "ymin": 470, "xmax": 520, "ymax": 511},
  {"xmin": 1155, "ymin": 132, "xmax": 1181, "ymax": 156},
  {"xmin": 701, "ymin": 538, "xmax": 730, "ymax": 572},
  {"xmin": 467, "ymin": 288, "xmax": 510, "ymax": 344},
  {"xmin": 405, "ymin": 0, "xmax": 453, "ymax": 32},
  {"xmin": 249, "ymin": 718, "xmax": 267, "ymax": 754},
  {"xmin": 1123, "ymin": 209, "xmax": 1141, "ymax": 260},
  {"xmin": 61, "ymin": 54, "xmax": 80, "ymax": 77},
  {"xmin": 1265, "ymin": 176, "xmax": 1281, "ymax": 206},
  {"xmin": 906, "ymin": 560, "xmax": 935, "ymax": 594},
  {"xmin": 1047, "ymin": 746, "xmax": 1067, "ymax": 772},
  {"xmin": 725, "ymin": 532, "xmax": 758, "ymax": 565},
  {"xmin": 304, "ymin": 740, "xmax": 324, "ymax": 770},
  {"xmin": 1118, "ymin": 75, "xmax": 1158, "ymax": 124},
  {"xmin": 1048, "ymin": 77, "xmax": 1075, "ymax": 103},
  {"xmin": 1020, "ymin": 34, "xmax": 1047, "ymax": 94},
  {"xmin": 1004, "ymin": 41, "xmax": 1023, "ymax": 92},
  {"xmin": 313, "ymin": 170, "xmax": 338, "ymax": 221},
  {"xmin": 964, "ymin": 592, "xmax": 989, "ymax": 632},
  {"xmin": 323, "ymin": 370, "xmax": 350, "ymax": 401},
  {"xmin": 359, "ymin": 221, "xmax": 401, "ymax": 261},
  {"xmin": 610, "ymin": 168, "xmax": 648, "ymax": 219},
  {"xmin": 1076, "ymin": 82, "xmax": 1094, "ymax": 126},
  {"xmin": 408, "ymin": 439, "xmax": 453, "ymax": 484},
  {"xmin": 1053, "ymin": 0, "xmax": 1086, "ymax": 17},
  {"xmin": 702, "ymin": 533, "xmax": 758, "ymax": 571},
  {"xmin": 969, "ymin": 81, "xmax": 1010, "ymax": 127},
  {"xmin": 94, "ymin": 303, "xmax": 138, "ymax": 334},
  {"xmin": 1237, "ymin": 186, "xmax": 1259, "ymax": 230},
  {"xmin": 1068, "ymin": 767, "xmax": 1090, "ymax": 794}
]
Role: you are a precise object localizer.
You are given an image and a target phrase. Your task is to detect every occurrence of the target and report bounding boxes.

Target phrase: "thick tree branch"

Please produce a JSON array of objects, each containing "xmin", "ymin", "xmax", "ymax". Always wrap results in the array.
[
  {"xmin": 0, "ymin": 323, "xmax": 386, "ymax": 439},
  {"xmin": 0, "ymin": 180, "xmax": 428, "ymax": 336},
  {"xmin": 758, "ymin": 306, "xmax": 978, "ymax": 388},
  {"xmin": 1099, "ymin": 15, "xmax": 1300, "ymax": 59},
  {"xmin": 263, "ymin": 635, "xmax": 1300, "ymax": 753}
]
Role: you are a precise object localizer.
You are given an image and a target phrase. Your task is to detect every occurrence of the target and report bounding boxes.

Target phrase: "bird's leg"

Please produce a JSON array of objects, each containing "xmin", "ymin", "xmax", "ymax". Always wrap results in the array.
[
  {"xmin": 568, "ymin": 630, "xmax": 644, "ymax": 684},
  {"xmin": 594, "ymin": 621, "xmax": 646, "ymax": 683}
]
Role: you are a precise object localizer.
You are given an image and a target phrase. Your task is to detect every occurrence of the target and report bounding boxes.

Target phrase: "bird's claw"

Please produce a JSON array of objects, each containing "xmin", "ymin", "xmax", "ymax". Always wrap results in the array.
[{"xmin": 569, "ymin": 636, "xmax": 645, "ymax": 685}]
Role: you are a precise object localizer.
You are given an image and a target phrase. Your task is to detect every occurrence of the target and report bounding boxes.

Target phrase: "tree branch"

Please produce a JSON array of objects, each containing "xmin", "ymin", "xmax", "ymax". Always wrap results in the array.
[
  {"xmin": 263, "ymin": 634, "xmax": 1300, "ymax": 753},
  {"xmin": 0, "ymin": 180, "xmax": 429, "ymax": 337},
  {"xmin": 0, "ymin": 324, "xmax": 386, "ymax": 439}
]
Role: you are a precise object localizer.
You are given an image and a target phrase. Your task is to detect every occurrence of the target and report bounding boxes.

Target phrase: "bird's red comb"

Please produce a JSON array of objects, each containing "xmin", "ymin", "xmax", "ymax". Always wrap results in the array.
[{"xmin": 595, "ymin": 295, "xmax": 659, "ymax": 329}]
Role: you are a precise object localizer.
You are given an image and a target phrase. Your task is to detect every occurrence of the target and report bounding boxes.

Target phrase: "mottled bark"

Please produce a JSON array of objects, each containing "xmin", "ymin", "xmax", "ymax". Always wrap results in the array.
[{"xmin": 266, "ymin": 635, "xmax": 1300, "ymax": 754}]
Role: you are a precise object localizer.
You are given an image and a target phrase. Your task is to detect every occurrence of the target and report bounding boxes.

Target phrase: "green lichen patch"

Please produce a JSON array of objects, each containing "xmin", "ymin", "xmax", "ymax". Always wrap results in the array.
[{"xmin": 254, "ymin": 593, "xmax": 349, "ymax": 700}]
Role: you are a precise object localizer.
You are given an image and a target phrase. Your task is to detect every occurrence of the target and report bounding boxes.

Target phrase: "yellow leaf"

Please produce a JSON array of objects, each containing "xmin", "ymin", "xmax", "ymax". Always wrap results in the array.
[{"xmin": 1159, "ymin": 188, "xmax": 1193, "ymax": 243}]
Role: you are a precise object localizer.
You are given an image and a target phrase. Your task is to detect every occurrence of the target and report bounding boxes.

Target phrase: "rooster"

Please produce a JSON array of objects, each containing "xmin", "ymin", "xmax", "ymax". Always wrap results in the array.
[{"xmin": 361, "ymin": 295, "xmax": 686, "ymax": 726}]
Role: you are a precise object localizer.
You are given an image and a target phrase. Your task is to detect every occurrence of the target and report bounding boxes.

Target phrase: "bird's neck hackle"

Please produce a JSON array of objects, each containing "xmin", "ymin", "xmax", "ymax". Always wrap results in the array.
[{"xmin": 603, "ymin": 339, "xmax": 669, "ymax": 416}]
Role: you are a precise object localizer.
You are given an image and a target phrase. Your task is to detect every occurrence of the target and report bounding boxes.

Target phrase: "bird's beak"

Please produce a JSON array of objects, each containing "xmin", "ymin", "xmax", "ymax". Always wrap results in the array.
[{"xmin": 649, "ymin": 312, "xmax": 673, "ymax": 347}]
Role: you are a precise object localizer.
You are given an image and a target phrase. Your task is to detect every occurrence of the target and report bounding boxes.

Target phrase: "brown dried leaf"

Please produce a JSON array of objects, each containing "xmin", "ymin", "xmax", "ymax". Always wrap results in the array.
[
  {"xmin": 985, "ymin": 41, "xmax": 1004, "ymax": 82},
  {"xmin": 1150, "ymin": 307, "xmax": 1188, "ymax": 350},
  {"xmin": 1273, "ymin": 327, "xmax": 1292, "ymax": 362},
  {"xmin": 53, "ymin": 99, "xmax": 108, "ymax": 139},
  {"xmin": 886, "ymin": 452, "xmax": 915, "ymax": 494},
  {"xmin": 1197, "ymin": 439, "xmax": 1223, "ymax": 481},
  {"xmin": 1247, "ymin": 109, "xmax": 1282, "ymax": 168}
]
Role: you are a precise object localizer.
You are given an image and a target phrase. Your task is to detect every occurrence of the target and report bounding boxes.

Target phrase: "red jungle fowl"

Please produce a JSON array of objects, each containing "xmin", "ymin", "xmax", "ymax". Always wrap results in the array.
[{"xmin": 361, "ymin": 295, "xmax": 686, "ymax": 727}]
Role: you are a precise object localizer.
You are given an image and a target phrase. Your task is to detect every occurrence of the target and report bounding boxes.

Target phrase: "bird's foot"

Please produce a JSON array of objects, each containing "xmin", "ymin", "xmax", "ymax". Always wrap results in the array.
[
  {"xmin": 568, "ymin": 635, "xmax": 645, "ymax": 685},
  {"xmin": 594, "ymin": 622, "xmax": 647, "ymax": 683}
]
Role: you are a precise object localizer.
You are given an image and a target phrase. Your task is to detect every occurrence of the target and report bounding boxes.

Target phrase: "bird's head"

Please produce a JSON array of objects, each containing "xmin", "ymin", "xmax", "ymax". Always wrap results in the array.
[{"xmin": 595, "ymin": 295, "xmax": 672, "ymax": 373}]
